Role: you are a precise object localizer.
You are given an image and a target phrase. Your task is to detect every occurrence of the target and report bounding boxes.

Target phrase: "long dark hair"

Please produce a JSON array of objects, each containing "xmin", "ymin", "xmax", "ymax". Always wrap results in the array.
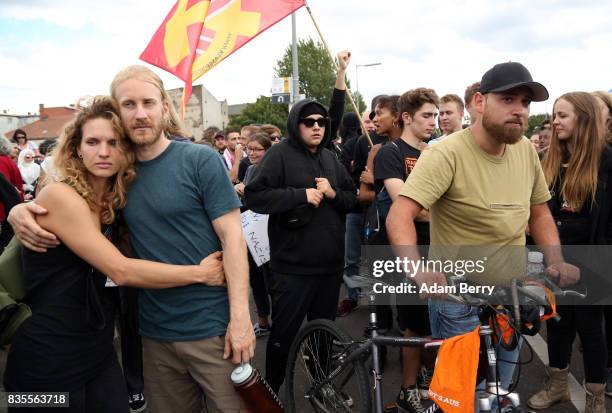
[{"xmin": 12, "ymin": 129, "xmax": 27, "ymax": 143}]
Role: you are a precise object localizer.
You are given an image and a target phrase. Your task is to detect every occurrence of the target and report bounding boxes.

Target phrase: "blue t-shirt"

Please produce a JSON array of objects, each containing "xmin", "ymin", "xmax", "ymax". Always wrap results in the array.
[{"xmin": 123, "ymin": 141, "xmax": 241, "ymax": 342}]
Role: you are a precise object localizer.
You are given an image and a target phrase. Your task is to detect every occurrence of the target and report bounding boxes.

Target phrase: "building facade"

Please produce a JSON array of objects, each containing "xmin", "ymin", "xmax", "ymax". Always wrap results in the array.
[
  {"xmin": 3, "ymin": 104, "xmax": 75, "ymax": 147},
  {"xmin": 167, "ymin": 84, "xmax": 229, "ymax": 142},
  {"xmin": 0, "ymin": 112, "xmax": 39, "ymax": 140}
]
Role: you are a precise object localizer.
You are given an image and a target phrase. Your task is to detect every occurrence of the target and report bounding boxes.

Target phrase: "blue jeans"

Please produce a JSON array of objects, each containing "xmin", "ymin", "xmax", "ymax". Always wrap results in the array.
[
  {"xmin": 429, "ymin": 300, "xmax": 520, "ymax": 392},
  {"xmin": 344, "ymin": 212, "xmax": 365, "ymax": 302}
]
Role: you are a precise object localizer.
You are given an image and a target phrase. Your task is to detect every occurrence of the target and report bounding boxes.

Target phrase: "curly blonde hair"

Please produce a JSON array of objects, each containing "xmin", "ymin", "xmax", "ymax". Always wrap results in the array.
[{"xmin": 54, "ymin": 96, "xmax": 136, "ymax": 224}]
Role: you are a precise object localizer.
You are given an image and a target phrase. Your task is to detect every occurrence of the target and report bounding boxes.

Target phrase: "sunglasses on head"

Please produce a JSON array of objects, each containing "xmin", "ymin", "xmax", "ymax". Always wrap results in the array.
[{"xmin": 299, "ymin": 118, "xmax": 328, "ymax": 128}]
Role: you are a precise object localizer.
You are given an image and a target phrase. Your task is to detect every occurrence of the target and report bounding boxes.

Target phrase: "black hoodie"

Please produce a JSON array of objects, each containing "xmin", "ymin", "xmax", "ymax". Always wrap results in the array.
[{"xmin": 244, "ymin": 99, "xmax": 358, "ymax": 275}]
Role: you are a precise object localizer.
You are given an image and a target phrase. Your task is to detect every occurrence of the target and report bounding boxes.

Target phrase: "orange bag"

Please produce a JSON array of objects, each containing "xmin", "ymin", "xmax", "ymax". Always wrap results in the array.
[
  {"xmin": 492, "ymin": 313, "xmax": 514, "ymax": 346},
  {"xmin": 428, "ymin": 326, "xmax": 480, "ymax": 413},
  {"xmin": 540, "ymin": 287, "xmax": 557, "ymax": 321}
]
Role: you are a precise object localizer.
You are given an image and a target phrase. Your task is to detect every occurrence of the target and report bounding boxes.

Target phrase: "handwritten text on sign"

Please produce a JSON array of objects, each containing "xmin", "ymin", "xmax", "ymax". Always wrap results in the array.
[{"xmin": 240, "ymin": 210, "xmax": 270, "ymax": 267}]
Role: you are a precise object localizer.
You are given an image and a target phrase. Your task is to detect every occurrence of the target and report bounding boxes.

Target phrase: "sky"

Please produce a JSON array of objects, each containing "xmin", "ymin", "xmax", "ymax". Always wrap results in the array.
[{"xmin": 1, "ymin": 0, "xmax": 611, "ymax": 117}]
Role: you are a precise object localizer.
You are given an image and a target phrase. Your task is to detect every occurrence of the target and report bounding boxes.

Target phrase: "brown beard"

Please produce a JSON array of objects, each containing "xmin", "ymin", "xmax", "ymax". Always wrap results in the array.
[
  {"xmin": 127, "ymin": 120, "xmax": 164, "ymax": 146},
  {"xmin": 482, "ymin": 113, "xmax": 525, "ymax": 145}
]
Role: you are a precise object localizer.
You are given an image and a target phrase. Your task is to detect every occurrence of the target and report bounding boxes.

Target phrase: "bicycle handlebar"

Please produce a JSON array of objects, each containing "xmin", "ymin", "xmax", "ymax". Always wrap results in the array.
[
  {"xmin": 446, "ymin": 275, "xmax": 587, "ymax": 307},
  {"xmin": 349, "ymin": 272, "xmax": 586, "ymax": 311}
]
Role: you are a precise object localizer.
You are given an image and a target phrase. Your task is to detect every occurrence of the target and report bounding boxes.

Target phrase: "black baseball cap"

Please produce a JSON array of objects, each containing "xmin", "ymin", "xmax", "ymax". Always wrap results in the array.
[{"xmin": 479, "ymin": 62, "xmax": 549, "ymax": 102}]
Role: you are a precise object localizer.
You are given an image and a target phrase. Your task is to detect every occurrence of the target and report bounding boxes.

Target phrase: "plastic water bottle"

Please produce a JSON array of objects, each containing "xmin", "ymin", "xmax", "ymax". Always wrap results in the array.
[
  {"xmin": 526, "ymin": 251, "xmax": 545, "ymax": 278},
  {"xmin": 231, "ymin": 363, "xmax": 284, "ymax": 412}
]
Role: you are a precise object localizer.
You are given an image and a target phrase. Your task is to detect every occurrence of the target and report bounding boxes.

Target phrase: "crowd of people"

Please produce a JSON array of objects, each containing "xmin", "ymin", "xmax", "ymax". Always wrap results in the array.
[
  {"xmin": 0, "ymin": 50, "xmax": 611, "ymax": 413},
  {"xmin": 0, "ymin": 132, "xmax": 58, "ymax": 251}
]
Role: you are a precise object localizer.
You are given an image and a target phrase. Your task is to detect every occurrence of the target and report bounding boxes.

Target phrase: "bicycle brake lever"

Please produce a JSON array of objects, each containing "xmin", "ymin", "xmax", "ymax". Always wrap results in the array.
[
  {"xmin": 562, "ymin": 288, "xmax": 588, "ymax": 299},
  {"xmin": 541, "ymin": 277, "xmax": 588, "ymax": 299}
]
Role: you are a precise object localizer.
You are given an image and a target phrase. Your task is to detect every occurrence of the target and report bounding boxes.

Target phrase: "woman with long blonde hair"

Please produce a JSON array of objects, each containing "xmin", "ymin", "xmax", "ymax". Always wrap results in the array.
[
  {"xmin": 4, "ymin": 96, "xmax": 224, "ymax": 413},
  {"xmin": 528, "ymin": 92, "xmax": 610, "ymax": 413}
]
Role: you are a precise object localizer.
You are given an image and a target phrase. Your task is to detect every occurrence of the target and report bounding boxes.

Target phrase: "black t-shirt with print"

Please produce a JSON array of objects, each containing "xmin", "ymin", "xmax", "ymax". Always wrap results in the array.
[
  {"xmin": 374, "ymin": 139, "xmax": 420, "ymax": 193},
  {"xmin": 352, "ymin": 132, "xmax": 387, "ymax": 186},
  {"xmin": 373, "ymin": 138, "xmax": 429, "ymax": 245}
]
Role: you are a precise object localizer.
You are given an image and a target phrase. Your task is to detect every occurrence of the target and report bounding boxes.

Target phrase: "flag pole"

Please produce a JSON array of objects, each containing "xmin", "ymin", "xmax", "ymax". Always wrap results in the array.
[{"xmin": 304, "ymin": 2, "xmax": 373, "ymax": 147}]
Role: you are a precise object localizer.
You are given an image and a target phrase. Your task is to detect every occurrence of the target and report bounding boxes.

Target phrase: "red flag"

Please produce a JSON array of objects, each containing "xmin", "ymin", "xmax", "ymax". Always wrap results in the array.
[{"xmin": 140, "ymin": 0, "xmax": 305, "ymax": 117}]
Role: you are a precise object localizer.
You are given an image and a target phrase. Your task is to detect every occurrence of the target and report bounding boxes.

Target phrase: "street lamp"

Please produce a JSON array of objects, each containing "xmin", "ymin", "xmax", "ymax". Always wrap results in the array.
[{"xmin": 355, "ymin": 62, "xmax": 382, "ymax": 96}]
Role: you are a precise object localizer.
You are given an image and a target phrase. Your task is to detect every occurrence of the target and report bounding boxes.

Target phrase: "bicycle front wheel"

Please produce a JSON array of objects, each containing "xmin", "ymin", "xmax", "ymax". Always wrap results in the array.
[{"xmin": 285, "ymin": 318, "xmax": 371, "ymax": 413}]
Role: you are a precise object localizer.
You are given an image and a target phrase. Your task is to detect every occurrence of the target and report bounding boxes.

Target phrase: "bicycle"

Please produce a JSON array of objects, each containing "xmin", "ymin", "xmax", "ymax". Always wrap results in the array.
[{"xmin": 284, "ymin": 274, "xmax": 586, "ymax": 413}]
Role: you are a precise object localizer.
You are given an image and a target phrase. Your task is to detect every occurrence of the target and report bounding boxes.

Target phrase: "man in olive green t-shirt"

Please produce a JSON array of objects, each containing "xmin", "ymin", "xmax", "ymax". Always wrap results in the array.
[{"xmin": 386, "ymin": 62, "xmax": 579, "ymax": 390}]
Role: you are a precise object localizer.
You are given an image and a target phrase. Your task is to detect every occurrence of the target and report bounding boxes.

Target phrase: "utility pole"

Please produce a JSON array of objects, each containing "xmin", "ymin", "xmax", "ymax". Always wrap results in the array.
[
  {"xmin": 355, "ymin": 62, "xmax": 382, "ymax": 97},
  {"xmin": 291, "ymin": 12, "xmax": 299, "ymax": 105}
]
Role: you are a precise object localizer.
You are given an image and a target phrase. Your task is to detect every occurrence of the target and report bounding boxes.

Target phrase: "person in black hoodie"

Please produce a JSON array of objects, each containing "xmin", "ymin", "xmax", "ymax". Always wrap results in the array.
[
  {"xmin": 336, "ymin": 112, "xmax": 364, "ymax": 317},
  {"xmin": 339, "ymin": 112, "xmax": 361, "ymax": 171},
  {"xmin": 244, "ymin": 98, "xmax": 358, "ymax": 393}
]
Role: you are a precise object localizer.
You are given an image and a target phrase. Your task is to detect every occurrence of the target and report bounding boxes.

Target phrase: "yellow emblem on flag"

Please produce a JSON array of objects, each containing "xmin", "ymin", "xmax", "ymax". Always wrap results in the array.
[
  {"xmin": 141, "ymin": 0, "xmax": 305, "ymax": 118},
  {"xmin": 164, "ymin": 0, "xmax": 211, "ymax": 68},
  {"xmin": 191, "ymin": 0, "xmax": 261, "ymax": 80}
]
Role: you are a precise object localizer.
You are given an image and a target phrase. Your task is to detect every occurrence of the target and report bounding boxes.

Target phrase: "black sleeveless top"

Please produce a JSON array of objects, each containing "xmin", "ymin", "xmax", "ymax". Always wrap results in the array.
[{"xmin": 4, "ymin": 224, "xmax": 118, "ymax": 392}]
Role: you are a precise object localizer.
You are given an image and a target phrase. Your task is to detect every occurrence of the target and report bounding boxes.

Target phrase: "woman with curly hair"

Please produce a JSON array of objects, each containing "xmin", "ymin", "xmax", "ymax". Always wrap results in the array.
[{"xmin": 4, "ymin": 96, "xmax": 225, "ymax": 413}]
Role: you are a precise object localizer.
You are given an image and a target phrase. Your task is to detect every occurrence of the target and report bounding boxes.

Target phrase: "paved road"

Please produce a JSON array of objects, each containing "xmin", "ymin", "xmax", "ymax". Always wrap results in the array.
[
  {"xmin": 257, "ymin": 286, "xmax": 610, "ymax": 413},
  {"xmin": 0, "ymin": 292, "xmax": 609, "ymax": 413}
]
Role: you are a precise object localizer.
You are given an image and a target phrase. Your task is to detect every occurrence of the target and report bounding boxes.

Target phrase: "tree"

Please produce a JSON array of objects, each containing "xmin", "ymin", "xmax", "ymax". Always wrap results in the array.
[
  {"xmin": 275, "ymin": 38, "xmax": 366, "ymax": 114},
  {"xmin": 227, "ymin": 96, "xmax": 288, "ymax": 135},
  {"xmin": 527, "ymin": 113, "xmax": 549, "ymax": 137}
]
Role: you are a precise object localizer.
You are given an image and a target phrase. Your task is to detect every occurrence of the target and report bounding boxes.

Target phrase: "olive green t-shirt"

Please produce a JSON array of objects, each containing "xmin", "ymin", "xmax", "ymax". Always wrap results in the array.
[{"xmin": 399, "ymin": 129, "xmax": 551, "ymax": 284}]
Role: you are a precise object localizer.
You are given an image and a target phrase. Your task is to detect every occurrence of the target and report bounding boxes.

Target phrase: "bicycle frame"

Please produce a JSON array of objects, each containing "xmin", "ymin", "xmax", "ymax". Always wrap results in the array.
[
  {"xmin": 290, "ymin": 273, "xmax": 583, "ymax": 413},
  {"xmin": 307, "ymin": 288, "xmax": 522, "ymax": 413}
]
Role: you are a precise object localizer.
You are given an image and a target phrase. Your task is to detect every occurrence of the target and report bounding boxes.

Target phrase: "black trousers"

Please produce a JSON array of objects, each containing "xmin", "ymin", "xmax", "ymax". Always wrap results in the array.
[
  {"xmin": 547, "ymin": 305, "xmax": 607, "ymax": 383},
  {"xmin": 605, "ymin": 305, "xmax": 612, "ymax": 368},
  {"xmin": 117, "ymin": 287, "xmax": 144, "ymax": 396},
  {"xmin": 265, "ymin": 271, "xmax": 342, "ymax": 393},
  {"xmin": 7, "ymin": 359, "xmax": 128, "ymax": 413},
  {"xmin": 248, "ymin": 252, "xmax": 270, "ymax": 318}
]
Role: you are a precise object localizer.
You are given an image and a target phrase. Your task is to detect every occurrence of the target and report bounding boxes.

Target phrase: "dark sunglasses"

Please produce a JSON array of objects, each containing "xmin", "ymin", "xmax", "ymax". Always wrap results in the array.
[{"xmin": 299, "ymin": 118, "xmax": 328, "ymax": 128}]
